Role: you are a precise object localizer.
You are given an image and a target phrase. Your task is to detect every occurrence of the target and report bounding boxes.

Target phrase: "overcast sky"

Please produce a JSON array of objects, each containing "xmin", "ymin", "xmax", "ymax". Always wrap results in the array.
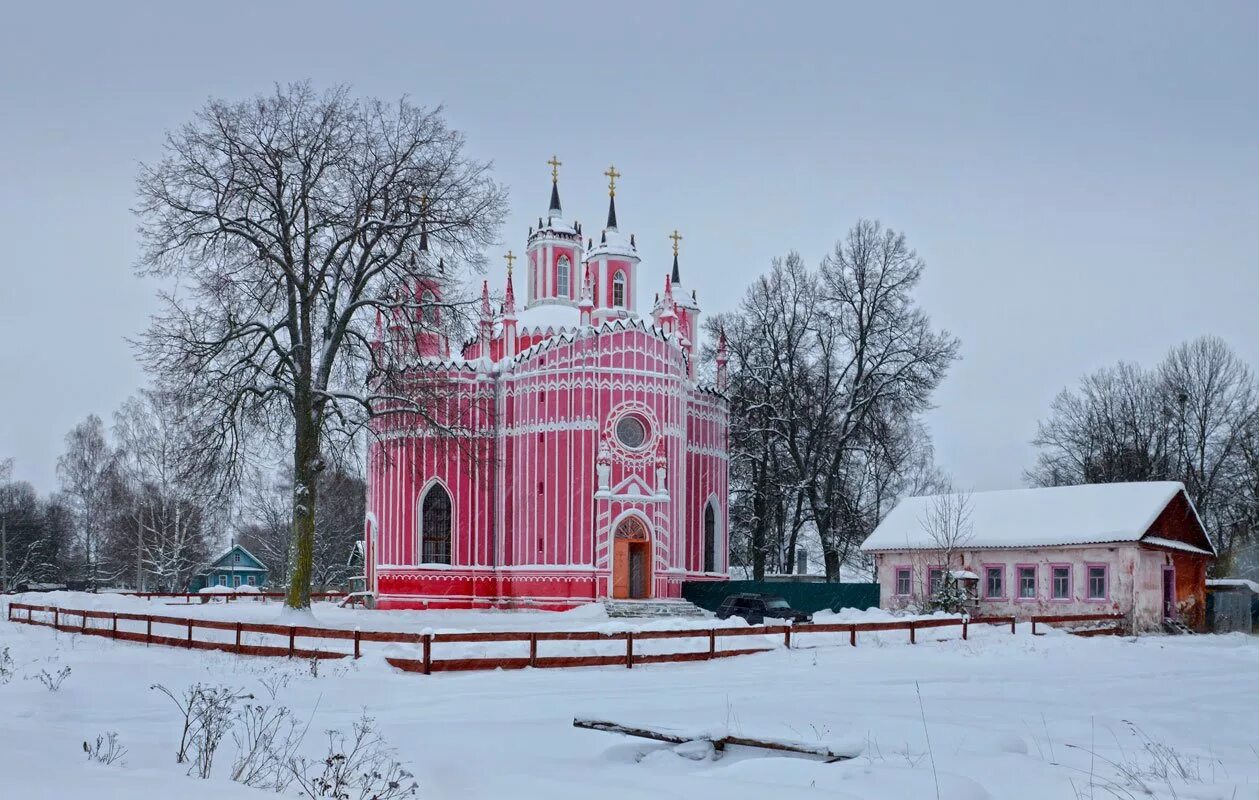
[{"xmin": 2, "ymin": 1, "xmax": 1257, "ymax": 494}]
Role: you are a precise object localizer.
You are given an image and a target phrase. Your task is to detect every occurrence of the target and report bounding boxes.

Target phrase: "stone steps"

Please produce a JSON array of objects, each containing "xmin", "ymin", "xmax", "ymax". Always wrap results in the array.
[{"xmin": 601, "ymin": 599, "xmax": 709, "ymax": 619}]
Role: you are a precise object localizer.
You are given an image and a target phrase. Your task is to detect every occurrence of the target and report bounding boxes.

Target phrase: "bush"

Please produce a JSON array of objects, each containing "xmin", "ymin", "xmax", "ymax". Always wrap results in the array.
[{"xmin": 289, "ymin": 714, "xmax": 418, "ymax": 799}]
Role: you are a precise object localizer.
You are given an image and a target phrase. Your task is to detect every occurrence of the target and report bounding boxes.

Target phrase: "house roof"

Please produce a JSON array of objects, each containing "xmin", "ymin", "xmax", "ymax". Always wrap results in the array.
[
  {"xmin": 861, "ymin": 481, "xmax": 1215, "ymax": 555},
  {"xmin": 195, "ymin": 543, "xmax": 269, "ymax": 575}
]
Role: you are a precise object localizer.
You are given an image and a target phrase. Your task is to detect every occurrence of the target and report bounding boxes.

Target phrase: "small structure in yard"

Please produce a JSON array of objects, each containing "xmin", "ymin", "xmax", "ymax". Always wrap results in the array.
[
  {"xmin": 1206, "ymin": 579, "xmax": 1259, "ymax": 634},
  {"xmin": 861, "ymin": 482, "xmax": 1215, "ymax": 632},
  {"xmin": 188, "ymin": 544, "xmax": 269, "ymax": 592}
]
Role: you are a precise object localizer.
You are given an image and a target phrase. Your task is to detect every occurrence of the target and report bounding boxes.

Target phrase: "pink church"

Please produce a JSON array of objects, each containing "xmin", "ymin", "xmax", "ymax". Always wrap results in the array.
[{"xmin": 364, "ymin": 163, "xmax": 730, "ymax": 610}]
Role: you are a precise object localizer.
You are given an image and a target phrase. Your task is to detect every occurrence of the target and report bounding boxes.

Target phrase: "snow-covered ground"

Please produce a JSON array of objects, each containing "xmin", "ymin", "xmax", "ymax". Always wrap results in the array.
[{"xmin": 3, "ymin": 593, "xmax": 1258, "ymax": 799}]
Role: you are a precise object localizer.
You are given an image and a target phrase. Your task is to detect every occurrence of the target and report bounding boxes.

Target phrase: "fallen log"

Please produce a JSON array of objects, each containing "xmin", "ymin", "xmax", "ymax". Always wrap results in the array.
[{"xmin": 573, "ymin": 718, "xmax": 859, "ymax": 762}]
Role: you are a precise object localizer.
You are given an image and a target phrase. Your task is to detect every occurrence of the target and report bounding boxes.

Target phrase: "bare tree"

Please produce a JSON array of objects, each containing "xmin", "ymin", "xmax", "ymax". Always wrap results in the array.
[
  {"xmin": 1028, "ymin": 335, "xmax": 1258, "ymax": 572},
  {"xmin": 134, "ymin": 83, "xmax": 507, "ymax": 608},
  {"xmin": 914, "ymin": 490, "xmax": 974, "ymax": 612},
  {"xmin": 56, "ymin": 415, "xmax": 119, "ymax": 589}
]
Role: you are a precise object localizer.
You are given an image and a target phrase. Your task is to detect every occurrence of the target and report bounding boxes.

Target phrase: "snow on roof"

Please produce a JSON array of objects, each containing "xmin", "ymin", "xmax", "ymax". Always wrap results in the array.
[
  {"xmin": 861, "ymin": 482, "xmax": 1203, "ymax": 553},
  {"xmin": 1140, "ymin": 536, "xmax": 1214, "ymax": 556},
  {"xmin": 514, "ymin": 302, "xmax": 582, "ymax": 334},
  {"xmin": 950, "ymin": 570, "xmax": 979, "ymax": 580},
  {"xmin": 1207, "ymin": 578, "xmax": 1259, "ymax": 593}
]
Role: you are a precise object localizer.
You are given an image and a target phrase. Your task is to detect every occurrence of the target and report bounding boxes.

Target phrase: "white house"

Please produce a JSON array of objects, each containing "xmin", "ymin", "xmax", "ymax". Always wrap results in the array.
[{"xmin": 860, "ymin": 482, "xmax": 1215, "ymax": 632}]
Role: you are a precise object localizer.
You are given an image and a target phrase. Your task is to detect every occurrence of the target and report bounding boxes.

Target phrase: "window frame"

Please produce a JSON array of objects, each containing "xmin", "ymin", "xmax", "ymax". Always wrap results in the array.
[
  {"xmin": 612, "ymin": 270, "xmax": 626, "ymax": 307},
  {"xmin": 982, "ymin": 564, "xmax": 1006, "ymax": 600},
  {"xmin": 247, "ymin": 575, "xmax": 256, "ymax": 586},
  {"xmin": 420, "ymin": 289, "xmax": 438, "ymax": 326},
  {"xmin": 1085, "ymin": 563, "xmax": 1109, "ymax": 602},
  {"xmin": 217, "ymin": 575, "xmax": 227, "ymax": 587},
  {"xmin": 893, "ymin": 566, "xmax": 912, "ymax": 597},
  {"xmin": 1015, "ymin": 563, "xmax": 1038, "ymax": 602},
  {"xmin": 926, "ymin": 566, "xmax": 945, "ymax": 598},
  {"xmin": 556, "ymin": 255, "xmax": 571, "ymax": 297},
  {"xmin": 419, "ymin": 482, "xmax": 453, "ymax": 566},
  {"xmin": 1049, "ymin": 563, "xmax": 1073, "ymax": 602}
]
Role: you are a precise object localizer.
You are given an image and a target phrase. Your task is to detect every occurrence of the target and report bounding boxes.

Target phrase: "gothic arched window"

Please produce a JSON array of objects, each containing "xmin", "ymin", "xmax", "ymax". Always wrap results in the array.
[
  {"xmin": 420, "ymin": 290, "xmax": 438, "ymax": 326},
  {"xmin": 703, "ymin": 502, "xmax": 717, "ymax": 572},
  {"xmin": 556, "ymin": 256, "xmax": 571, "ymax": 297},
  {"xmin": 420, "ymin": 483, "xmax": 452, "ymax": 564},
  {"xmin": 612, "ymin": 270, "xmax": 626, "ymax": 307}
]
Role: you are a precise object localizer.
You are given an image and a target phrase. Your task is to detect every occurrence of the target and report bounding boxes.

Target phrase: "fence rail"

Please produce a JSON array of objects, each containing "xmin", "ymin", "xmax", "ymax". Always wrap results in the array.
[
  {"xmin": 122, "ymin": 591, "xmax": 346, "ymax": 603},
  {"xmin": 4, "ymin": 602, "xmax": 1127, "ymax": 675}
]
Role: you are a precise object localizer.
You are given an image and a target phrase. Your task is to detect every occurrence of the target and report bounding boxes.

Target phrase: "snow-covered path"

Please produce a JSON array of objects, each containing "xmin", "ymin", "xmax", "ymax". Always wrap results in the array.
[{"xmin": 2, "ymin": 599, "xmax": 1258, "ymax": 799}]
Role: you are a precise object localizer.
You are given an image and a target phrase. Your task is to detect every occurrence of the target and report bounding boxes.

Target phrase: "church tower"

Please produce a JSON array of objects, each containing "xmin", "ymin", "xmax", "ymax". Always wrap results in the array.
[
  {"xmin": 525, "ymin": 156, "xmax": 584, "ymax": 307},
  {"xmin": 586, "ymin": 165, "xmax": 641, "ymax": 324}
]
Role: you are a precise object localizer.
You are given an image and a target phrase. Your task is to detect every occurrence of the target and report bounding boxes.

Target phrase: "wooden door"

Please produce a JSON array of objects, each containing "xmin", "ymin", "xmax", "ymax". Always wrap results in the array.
[
  {"xmin": 612, "ymin": 539, "xmax": 629, "ymax": 599},
  {"xmin": 629, "ymin": 544, "xmax": 646, "ymax": 599},
  {"xmin": 1162, "ymin": 567, "xmax": 1176, "ymax": 619}
]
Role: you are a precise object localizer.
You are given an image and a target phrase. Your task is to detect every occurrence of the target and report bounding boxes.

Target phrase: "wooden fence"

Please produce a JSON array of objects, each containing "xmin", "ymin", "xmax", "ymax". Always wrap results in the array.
[
  {"xmin": 122, "ymin": 591, "xmax": 346, "ymax": 603},
  {"xmin": 4, "ymin": 602, "xmax": 1126, "ymax": 675}
]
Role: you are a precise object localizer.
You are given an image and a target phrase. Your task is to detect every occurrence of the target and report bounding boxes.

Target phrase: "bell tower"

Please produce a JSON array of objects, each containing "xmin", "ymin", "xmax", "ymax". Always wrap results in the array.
[{"xmin": 525, "ymin": 155, "xmax": 583, "ymax": 307}]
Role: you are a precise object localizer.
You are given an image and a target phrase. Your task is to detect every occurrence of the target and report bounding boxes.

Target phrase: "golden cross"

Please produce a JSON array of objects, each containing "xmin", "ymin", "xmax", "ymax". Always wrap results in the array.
[
  {"xmin": 503, "ymin": 250, "xmax": 516, "ymax": 277},
  {"xmin": 547, "ymin": 155, "xmax": 562, "ymax": 182},
  {"xmin": 669, "ymin": 229, "xmax": 683, "ymax": 257},
  {"xmin": 604, "ymin": 164, "xmax": 621, "ymax": 197}
]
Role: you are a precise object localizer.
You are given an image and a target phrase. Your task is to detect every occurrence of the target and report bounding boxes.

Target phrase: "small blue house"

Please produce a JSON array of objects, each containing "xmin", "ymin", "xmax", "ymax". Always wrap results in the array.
[{"xmin": 189, "ymin": 544, "xmax": 269, "ymax": 591}]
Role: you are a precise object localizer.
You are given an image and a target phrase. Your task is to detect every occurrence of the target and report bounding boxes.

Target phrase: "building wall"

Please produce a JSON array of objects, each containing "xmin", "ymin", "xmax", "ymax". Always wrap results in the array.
[
  {"xmin": 872, "ymin": 543, "xmax": 1209, "ymax": 632},
  {"xmin": 368, "ymin": 323, "xmax": 729, "ymax": 609}
]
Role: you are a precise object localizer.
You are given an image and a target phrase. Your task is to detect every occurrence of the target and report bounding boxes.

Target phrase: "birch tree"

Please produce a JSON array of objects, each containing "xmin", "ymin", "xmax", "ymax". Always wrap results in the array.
[
  {"xmin": 134, "ymin": 83, "xmax": 506, "ymax": 608},
  {"xmin": 55, "ymin": 416, "xmax": 118, "ymax": 589}
]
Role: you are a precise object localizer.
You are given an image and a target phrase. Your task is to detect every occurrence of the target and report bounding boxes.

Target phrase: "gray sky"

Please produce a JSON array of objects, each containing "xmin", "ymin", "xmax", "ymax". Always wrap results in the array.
[{"xmin": 2, "ymin": 1, "xmax": 1257, "ymax": 494}]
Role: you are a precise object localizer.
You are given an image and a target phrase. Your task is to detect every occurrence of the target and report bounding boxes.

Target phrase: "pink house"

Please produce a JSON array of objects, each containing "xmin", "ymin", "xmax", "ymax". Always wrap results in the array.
[{"xmin": 861, "ymin": 482, "xmax": 1215, "ymax": 632}]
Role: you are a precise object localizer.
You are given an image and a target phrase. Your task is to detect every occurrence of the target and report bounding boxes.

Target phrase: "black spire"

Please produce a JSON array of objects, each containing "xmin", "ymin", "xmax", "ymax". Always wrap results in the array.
[
  {"xmin": 606, "ymin": 195, "xmax": 617, "ymax": 231},
  {"xmin": 671, "ymin": 252, "xmax": 681, "ymax": 284},
  {"xmin": 419, "ymin": 227, "xmax": 429, "ymax": 252},
  {"xmin": 548, "ymin": 181, "xmax": 562, "ymax": 217},
  {"xmin": 600, "ymin": 230, "xmax": 607, "ymax": 244}
]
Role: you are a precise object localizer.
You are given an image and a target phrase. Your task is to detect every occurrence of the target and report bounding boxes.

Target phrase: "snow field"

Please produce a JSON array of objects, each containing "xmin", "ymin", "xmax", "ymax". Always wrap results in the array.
[{"xmin": 3, "ymin": 593, "xmax": 1258, "ymax": 799}]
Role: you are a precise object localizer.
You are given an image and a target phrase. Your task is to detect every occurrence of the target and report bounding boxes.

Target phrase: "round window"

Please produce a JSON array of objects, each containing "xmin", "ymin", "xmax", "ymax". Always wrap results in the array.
[{"xmin": 615, "ymin": 415, "xmax": 648, "ymax": 449}]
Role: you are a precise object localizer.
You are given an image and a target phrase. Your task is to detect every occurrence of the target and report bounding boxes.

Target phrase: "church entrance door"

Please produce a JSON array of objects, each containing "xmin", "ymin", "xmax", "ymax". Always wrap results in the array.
[{"xmin": 612, "ymin": 516, "xmax": 652, "ymax": 600}]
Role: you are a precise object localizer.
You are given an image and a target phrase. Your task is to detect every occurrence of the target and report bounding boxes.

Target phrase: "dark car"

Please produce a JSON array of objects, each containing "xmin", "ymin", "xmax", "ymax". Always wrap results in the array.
[{"xmin": 715, "ymin": 593, "xmax": 812, "ymax": 625}]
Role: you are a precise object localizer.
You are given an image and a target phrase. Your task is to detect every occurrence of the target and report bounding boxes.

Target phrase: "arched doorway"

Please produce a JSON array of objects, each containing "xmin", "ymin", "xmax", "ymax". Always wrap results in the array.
[
  {"xmin": 420, "ymin": 483, "xmax": 452, "ymax": 565},
  {"xmin": 612, "ymin": 515, "xmax": 651, "ymax": 599},
  {"xmin": 703, "ymin": 502, "xmax": 717, "ymax": 573}
]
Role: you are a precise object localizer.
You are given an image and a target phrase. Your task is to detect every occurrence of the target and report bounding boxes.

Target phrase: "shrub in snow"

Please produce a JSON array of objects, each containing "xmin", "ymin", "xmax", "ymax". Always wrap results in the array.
[
  {"xmin": 152, "ymin": 682, "xmax": 253, "ymax": 777},
  {"xmin": 83, "ymin": 732, "xmax": 127, "ymax": 766},
  {"xmin": 231, "ymin": 703, "xmax": 304, "ymax": 792},
  {"xmin": 928, "ymin": 578, "xmax": 971, "ymax": 614},
  {"xmin": 35, "ymin": 665, "xmax": 71, "ymax": 692},
  {"xmin": 0, "ymin": 646, "xmax": 13, "ymax": 684},
  {"xmin": 288, "ymin": 713, "xmax": 418, "ymax": 799}
]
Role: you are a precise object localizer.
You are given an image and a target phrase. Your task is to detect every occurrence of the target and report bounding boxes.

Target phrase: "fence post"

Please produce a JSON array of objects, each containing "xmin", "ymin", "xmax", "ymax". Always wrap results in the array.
[
  {"xmin": 1010, "ymin": 617, "xmax": 1016, "ymax": 635},
  {"xmin": 625, "ymin": 632, "xmax": 634, "ymax": 669},
  {"xmin": 112, "ymin": 613, "xmax": 118, "ymax": 638},
  {"xmin": 186, "ymin": 620, "xmax": 193, "ymax": 648},
  {"xmin": 528, "ymin": 633, "xmax": 537, "ymax": 667},
  {"xmin": 784, "ymin": 626, "xmax": 792, "ymax": 649},
  {"xmin": 81, "ymin": 611, "xmax": 87, "ymax": 634},
  {"xmin": 1031, "ymin": 618, "xmax": 1038, "ymax": 636},
  {"xmin": 146, "ymin": 617, "xmax": 152, "ymax": 645},
  {"xmin": 849, "ymin": 626, "xmax": 857, "ymax": 647},
  {"xmin": 235, "ymin": 623, "xmax": 242, "ymax": 653},
  {"xmin": 53, "ymin": 608, "xmax": 59, "ymax": 629},
  {"xmin": 354, "ymin": 630, "xmax": 361, "ymax": 660},
  {"xmin": 422, "ymin": 634, "xmax": 432, "ymax": 675},
  {"xmin": 962, "ymin": 618, "xmax": 968, "ymax": 641},
  {"xmin": 288, "ymin": 626, "xmax": 296, "ymax": 658},
  {"xmin": 708, "ymin": 630, "xmax": 716, "ymax": 658},
  {"xmin": 909, "ymin": 621, "xmax": 916, "ymax": 645}
]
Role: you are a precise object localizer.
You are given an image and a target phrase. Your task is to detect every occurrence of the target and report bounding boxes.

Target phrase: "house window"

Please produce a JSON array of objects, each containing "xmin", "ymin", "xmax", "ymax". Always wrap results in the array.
[
  {"xmin": 1087, "ymin": 564, "xmax": 1108, "ymax": 600},
  {"xmin": 894, "ymin": 567, "xmax": 912, "ymax": 597},
  {"xmin": 233, "ymin": 575, "xmax": 241, "ymax": 588},
  {"xmin": 612, "ymin": 270, "xmax": 626, "ymax": 307},
  {"xmin": 703, "ymin": 503, "xmax": 716, "ymax": 573},
  {"xmin": 218, "ymin": 575, "xmax": 227, "ymax": 587},
  {"xmin": 420, "ymin": 483, "xmax": 452, "ymax": 565},
  {"xmin": 1017, "ymin": 565, "xmax": 1037, "ymax": 600},
  {"xmin": 984, "ymin": 566, "xmax": 1005, "ymax": 599},
  {"xmin": 927, "ymin": 567, "xmax": 944, "ymax": 597},
  {"xmin": 247, "ymin": 576, "xmax": 256, "ymax": 586},
  {"xmin": 557, "ymin": 256, "xmax": 571, "ymax": 296},
  {"xmin": 1051, "ymin": 565, "xmax": 1071, "ymax": 601},
  {"xmin": 234, "ymin": 553, "xmax": 241, "ymax": 564}
]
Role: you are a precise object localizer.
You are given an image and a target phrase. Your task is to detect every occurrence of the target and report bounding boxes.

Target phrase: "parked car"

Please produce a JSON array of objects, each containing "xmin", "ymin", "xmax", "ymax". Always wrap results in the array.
[{"xmin": 716, "ymin": 593, "xmax": 812, "ymax": 625}]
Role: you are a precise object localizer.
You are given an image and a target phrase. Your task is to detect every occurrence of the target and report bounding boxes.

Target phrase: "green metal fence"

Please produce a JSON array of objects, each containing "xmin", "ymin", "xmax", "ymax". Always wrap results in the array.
[{"xmin": 682, "ymin": 580, "xmax": 880, "ymax": 615}]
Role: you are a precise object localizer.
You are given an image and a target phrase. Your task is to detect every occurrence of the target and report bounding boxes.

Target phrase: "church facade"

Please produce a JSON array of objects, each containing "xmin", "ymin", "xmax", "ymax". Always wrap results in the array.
[{"xmin": 364, "ymin": 161, "xmax": 730, "ymax": 610}]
